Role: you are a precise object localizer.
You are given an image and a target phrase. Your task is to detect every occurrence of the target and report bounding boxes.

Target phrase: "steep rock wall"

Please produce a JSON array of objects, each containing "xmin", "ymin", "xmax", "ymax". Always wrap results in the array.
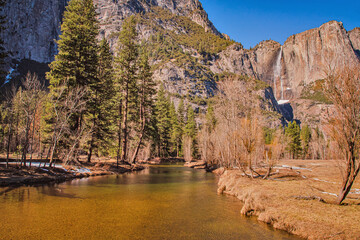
[
  {"xmin": 349, "ymin": 27, "xmax": 360, "ymax": 56},
  {"xmin": 2, "ymin": 0, "xmax": 220, "ymax": 63},
  {"xmin": 281, "ymin": 21, "xmax": 359, "ymax": 98},
  {"xmin": 2, "ymin": 0, "xmax": 68, "ymax": 63}
]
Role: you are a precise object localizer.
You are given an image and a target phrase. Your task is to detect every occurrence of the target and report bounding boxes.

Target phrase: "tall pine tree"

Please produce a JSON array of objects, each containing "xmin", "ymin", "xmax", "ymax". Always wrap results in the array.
[
  {"xmin": 285, "ymin": 121, "xmax": 302, "ymax": 159},
  {"xmin": 300, "ymin": 124, "xmax": 311, "ymax": 159},
  {"xmin": 47, "ymin": 0, "xmax": 99, "ymax": 90},
  {"xmin": 114, "ymin": 16, "xmax": 139, "ymax": 163},
  {"xmin": 177, "ymin": 98, "xmax": 185, "ymax": 156},
  {"xmin": 87, "ymin": 38, "xmax": 115, "ymax": 162},
  {"xmin": 169, "ymin": 102, "xmax": 182, "ymax": 157},
  {"xmin": 155, "ymin": 85, "xmax": 171, "ymax": 157},
  {"xmin": 130, "ymin": 50, "xmax": 156, "ymax": 163},
  {"xmin": 46, "ymin": 0, "xmax": 99, "ymax": 162},
  {"xmin": 184, "ymin": 106, "xmax": 198, "ymax": 158}
]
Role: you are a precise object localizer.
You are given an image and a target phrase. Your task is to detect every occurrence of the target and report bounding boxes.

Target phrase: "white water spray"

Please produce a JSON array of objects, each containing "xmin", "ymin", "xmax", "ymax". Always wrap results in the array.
[{"xmin": 273, "ymin": 46, "xmax": 283, "ymax": 100}]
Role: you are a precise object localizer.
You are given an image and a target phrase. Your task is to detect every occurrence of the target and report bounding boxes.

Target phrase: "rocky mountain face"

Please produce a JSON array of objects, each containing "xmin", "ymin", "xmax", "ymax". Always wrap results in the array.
[
  {"xmin": 96, "ymin": 0, "xmax": 221, "ymax": 39},
  {"xmin": 207, "ymin": 21, "xmax": 360, "ymax": 126},
  {"xmin": 2, "ymin": 0, "xmax": 68, "ymax": 63},
  {"xmin": 281, "ymin": 21, "xmax": 359, "ymax": 99},
  {"xmin": 1, "ymin": 0, "xmax": 219, "ymax": 64},
  {"xmin": 2, "ymin": 0, "xmax": 224, "ymax": 103},
  {"xmin": 211, "ymin": 21, "xmax": 360, "ymax": 101},
  {"xmin": 349, "ymin": 27, "xmax": 360, "ymax": 56},
  {"xmin": 2, "ymin": 0, "xmax": 360, "ymax": 126}
]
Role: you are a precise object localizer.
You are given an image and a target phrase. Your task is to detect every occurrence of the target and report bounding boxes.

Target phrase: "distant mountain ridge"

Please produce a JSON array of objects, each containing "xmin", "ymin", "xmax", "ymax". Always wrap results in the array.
[
  {"xmin": 1, "ymin": 0, "xmax": 221, "ymax": 63},
  {"xmin": 1, "ymin": 0, "xmax": 360, "ymax": 126}
]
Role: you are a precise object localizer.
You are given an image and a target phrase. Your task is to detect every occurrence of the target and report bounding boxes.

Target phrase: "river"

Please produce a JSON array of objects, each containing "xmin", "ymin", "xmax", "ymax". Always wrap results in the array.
[{"xmin": 0, "ymin": 165, "xmax": 298, "ymax": 239}]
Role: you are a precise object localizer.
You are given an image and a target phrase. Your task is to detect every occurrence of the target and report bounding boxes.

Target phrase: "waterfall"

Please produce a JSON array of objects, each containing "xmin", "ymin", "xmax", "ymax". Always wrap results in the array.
[{"xmin": 273, "ymin": 46, "xmax": 283, "ymax": 100}]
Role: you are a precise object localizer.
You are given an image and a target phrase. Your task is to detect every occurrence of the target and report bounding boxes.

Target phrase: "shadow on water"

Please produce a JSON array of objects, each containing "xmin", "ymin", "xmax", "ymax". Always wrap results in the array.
[
  {"xmin": 0, "ymin": 186, "xmax": 19, "ymax": 196},
  {"xmin": 37, "ymin": 184, "xmax": 81, "ymax": 199}
]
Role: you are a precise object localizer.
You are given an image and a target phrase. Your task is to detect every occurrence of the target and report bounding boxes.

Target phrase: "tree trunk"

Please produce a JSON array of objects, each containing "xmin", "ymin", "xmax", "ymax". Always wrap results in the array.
[
  {"xmin": 29, "ymin": 118, "xmax": 36, "ymax": 168},
  {"xmin": 121, "ymin": 84, "xmax": 129, "ymax": 163},
  {"xmin": 6, "ymin": 121, "xmax": 12, "ymax": 169},
  {"xmin": 131, "ymin": 115, "xmax": 145, "ymax": 164},
  {"xmin": 117, "ymin": 102, "xmax": 122, "ymax": 168},
  {"xmin": 87, "ymin": 144, "xmax": 93, "ymax": 163},
  {"xmin": 21, "ymin": 124, "xmax": 30, "ymax": 167},
  {"xmin": 263, "ymin": 152, "xmax": 271, "ymax": 179},
  {"xmin": 131, "ymin": 131, "xmax": 144, "ymax": 164},
  {"xmin": 336, "ymin": 152, "xmax": 360, "ymax": 204},
  {"xmin": 49, "ymin": 133, "xmax": 58, "ymax": 168}
]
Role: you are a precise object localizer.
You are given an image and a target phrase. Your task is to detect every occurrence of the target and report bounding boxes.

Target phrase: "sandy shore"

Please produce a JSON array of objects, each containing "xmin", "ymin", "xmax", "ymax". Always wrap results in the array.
[
  {"xmin": 216, "ymin": 160, "xmax": 360, "ymax": 240},
  {"xmin": 0, "ymin": 162, "xmax": 144, "ymax": 187}
]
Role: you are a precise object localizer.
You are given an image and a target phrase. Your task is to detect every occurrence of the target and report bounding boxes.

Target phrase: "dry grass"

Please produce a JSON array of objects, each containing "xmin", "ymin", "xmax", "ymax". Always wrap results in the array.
[{"xmin": 217, "ymin": 159, "xmax": 360, "ymax": 240}]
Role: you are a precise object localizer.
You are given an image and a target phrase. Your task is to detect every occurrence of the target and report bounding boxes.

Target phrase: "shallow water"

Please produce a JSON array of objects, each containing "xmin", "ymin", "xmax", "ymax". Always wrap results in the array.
[{"xmin": 0, "ymin": 165, "xmax": 298, "ymax": 239}]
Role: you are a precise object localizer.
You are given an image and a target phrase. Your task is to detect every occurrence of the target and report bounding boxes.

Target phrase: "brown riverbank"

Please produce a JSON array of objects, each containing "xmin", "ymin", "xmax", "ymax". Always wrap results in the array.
[
  {"xmin": 0, "ymin": 162, "xmax": 145, "ymax": 188},
  {"xmin": 216, "ymin": 160, "xmax": 360, "ymax": 240}
]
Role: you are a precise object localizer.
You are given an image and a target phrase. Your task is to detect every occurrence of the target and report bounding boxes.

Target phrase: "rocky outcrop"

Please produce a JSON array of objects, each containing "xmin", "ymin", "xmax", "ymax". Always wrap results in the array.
[
  {"xmin": 1, "ymin": 0, "xmax": 220, "ymax": 64},
  {"xmin": 210, "ymin": 43, "xmax": 257, "ymax": 77},
  {"xmin": 153, "ymin": 62, "xmax": 216, "ymax": 99},
  {"xmin": 349, "ymin": 27, "xmax": 360, "ymax": 56},
  {"xmin": 281, "ymin": 21, "xmax": 359, "ymax": 98},
  {"xmin": 2, "ymin": 0, "xmax": 68, "ymax": 63},
  {"xmin": 213, "ymin": 21, "xmax": 360, "ymax": 101},
  {"xmin": 96, "ymin": 0, "xmax": 220, "ymax": 37}
]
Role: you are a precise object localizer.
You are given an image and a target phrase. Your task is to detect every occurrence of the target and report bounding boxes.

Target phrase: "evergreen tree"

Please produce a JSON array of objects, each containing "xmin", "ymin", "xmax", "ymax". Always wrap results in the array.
[
  {"xmin": 114, "ymin": 16, "xmax": 139, "ymax": 163},
  {"xmin": 285, "ymin": 121, "xmax": 302, "ymax": 159},
  {"xmin": 169, "ymin": 101, "xmax": 182, "ymax": 156},
  {"xmin": 46, "ymin": 0, "xmax": 99, "ymax": 162},
  {"xmin": 130, "ymin": 49, "xmax": 156, "ymax": 163},
  {"xmin": 205, "ymin": 103, "xmax": 216, "ymax": 132},
  {"xmin": 87, "ymin": 38, "xmax": 115, "ymax": 162},
  {"xmin": 184, "ymin": 106, "xmax": 198, "ymax": 158},
  {"xmin": 300, "ymin": 124, "xmax": 311, "ymax": 159},
  {"xmin": 155, "ymin": 85, "xmax": 171, "ymax": 157},
  {"xmin": 177, "ymin": 98, "xmax": 185, "ymax": 156},
  {"xmin": 0, "ymin": 0, "xmax": 7, "ymax": 87},
  {"xmin": 47, "ymin": 0, "xmax": 99, "ymax": 90}
]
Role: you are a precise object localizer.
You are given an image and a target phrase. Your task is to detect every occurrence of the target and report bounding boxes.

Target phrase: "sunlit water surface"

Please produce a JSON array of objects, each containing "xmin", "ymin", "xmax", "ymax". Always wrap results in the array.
[{"xmin": 0, "ymin": 165, "xmax": 298, "ymax": 239}]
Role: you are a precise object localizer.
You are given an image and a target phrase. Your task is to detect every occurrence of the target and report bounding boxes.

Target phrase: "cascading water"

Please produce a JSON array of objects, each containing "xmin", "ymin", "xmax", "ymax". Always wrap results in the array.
[{"xmin": 273, "ymin": 46, "xmax": 283, "ymax": 100}]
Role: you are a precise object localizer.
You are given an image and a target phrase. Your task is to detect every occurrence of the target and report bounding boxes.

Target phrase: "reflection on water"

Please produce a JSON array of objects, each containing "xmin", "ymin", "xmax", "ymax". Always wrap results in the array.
[{"xmin": 0, "ymin": 165, "xmax": 298, "ymax": 240}]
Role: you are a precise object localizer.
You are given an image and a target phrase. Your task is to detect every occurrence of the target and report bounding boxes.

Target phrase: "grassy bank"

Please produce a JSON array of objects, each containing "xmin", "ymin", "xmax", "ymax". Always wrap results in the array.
[{"xmin": 216, "ymin": 160, "xmax": 360, "ymax": 239}]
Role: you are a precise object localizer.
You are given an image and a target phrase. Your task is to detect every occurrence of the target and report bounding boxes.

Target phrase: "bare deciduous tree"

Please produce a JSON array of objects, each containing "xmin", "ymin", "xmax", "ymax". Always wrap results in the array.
[
  {"xmin": 199, "ymin": 78, "xmax": 267, "ymax": 177},
  {"xmin": 324, "ymin": 67, "xmax": 360, "ymax": 204},
  {"xmin": 183, "ymin": 136, "xmax": 193, "ymax": 162},
  {"xmin": 47, "ymin": 80, "xmax": 87, "ymax": 167},
  {"xmin": 18, "ymin": 73, "xmax": 44, "ymax": 167},
  {"xmin": 263, "ymin": 128, "xmax": 285, "ymax": 179}
]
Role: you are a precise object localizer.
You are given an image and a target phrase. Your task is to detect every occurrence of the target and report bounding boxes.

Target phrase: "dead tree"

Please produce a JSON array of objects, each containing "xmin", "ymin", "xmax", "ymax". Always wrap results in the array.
[
  {"xmin": 19, "ymin": 73, "xmax": 43, "ymax": 167},
  {"xmin": 263, "ymin": 128, "xmax": 285, "ymax": 179},
  {"xmin": 324, "ymin": 67, "xmax": 360, "ymax": 204},
  {"xmin": 48, "ymin": 81, "xmax": 87, "ymax": 167}
]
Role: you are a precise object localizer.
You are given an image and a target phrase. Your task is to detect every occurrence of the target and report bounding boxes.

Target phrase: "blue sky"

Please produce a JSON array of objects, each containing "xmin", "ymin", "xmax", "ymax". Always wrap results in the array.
[{"xmin": 201, "ymin": 0, "xmax": 360, "ymax": 49}]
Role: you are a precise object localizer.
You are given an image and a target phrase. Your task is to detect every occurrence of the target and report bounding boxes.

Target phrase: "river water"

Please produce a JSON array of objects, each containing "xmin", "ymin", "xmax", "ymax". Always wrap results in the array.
[{"xmin": 0, "ymin": 165, "xmax": 297, "ymax": 239}]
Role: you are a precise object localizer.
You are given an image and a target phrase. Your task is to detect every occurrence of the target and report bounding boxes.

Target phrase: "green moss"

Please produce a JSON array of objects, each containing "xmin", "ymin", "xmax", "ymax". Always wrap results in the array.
[
  {"xmin": 135, "ymin": 7, "xmax": 234, "ymax": 60},
  {"xmin": 301, "ymin": 79, "xmax": 332, "ymax": 104},
  {"xmin": 215, "ymin": 72, "xmax": 269, "ymax": 90}
]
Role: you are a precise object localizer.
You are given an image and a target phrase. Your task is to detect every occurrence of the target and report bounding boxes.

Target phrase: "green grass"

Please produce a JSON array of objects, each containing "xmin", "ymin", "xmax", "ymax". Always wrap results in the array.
[{"xmin": 300, "ymin": 79, "xmax": 332, "ymax": 104}]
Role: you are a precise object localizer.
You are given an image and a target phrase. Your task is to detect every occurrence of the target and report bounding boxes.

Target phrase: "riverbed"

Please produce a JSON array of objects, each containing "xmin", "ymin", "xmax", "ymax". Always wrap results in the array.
[{"xmin": 0, "ymin": 165, "xmax": 297, "ymax": 239}]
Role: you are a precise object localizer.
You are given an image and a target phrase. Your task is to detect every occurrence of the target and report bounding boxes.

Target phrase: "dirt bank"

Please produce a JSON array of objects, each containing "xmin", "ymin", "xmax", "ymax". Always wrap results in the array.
[
  {"xmin": 0, "ymin": 162, "xmax": 144, "ymax": 187},
  {"xmin": 217, "ymin": 160, "xmax": 360, "ymax": 240}
]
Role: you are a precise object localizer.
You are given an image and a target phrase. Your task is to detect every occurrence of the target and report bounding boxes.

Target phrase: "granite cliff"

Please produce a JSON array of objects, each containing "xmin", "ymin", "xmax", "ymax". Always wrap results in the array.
[
  {"xmin": 2, "ymin": 0, "xmax": 220, "ymax": 64},
  {"xmin": 2, "ymin": 0, "xmax": 68, "ymax": 63},
  {"xmin": 1, "ymin": 0, "xmax": 360, "ymax": 126}
]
